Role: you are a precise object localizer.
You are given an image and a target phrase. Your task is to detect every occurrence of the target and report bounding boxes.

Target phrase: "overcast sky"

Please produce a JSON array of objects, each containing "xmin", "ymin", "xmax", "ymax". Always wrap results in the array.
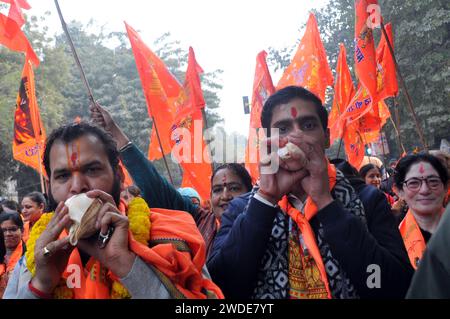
[{"xmin": 26, "ymin": 0, "xmax": 328, "ymax": 136}]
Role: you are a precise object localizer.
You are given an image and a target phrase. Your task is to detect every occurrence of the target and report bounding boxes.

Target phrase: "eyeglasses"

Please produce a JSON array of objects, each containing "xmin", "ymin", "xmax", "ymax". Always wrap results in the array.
[
  {"xmin": 403, "ymin": 176, "xmax": 443, "ymax": 191},
  {"xmin": 1, "ymin": 226, "xmax": 19, "ymax": 234}
]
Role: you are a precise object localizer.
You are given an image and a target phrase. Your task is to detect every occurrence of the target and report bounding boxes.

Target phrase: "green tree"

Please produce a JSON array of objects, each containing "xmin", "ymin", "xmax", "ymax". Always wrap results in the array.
[
  {"xmin": 268, "ymin": 0, "xmax": 450, "ymax": 159},
  {"xmin": 1, "ymin": 14, "xmax": 224, "ymax": 194}
]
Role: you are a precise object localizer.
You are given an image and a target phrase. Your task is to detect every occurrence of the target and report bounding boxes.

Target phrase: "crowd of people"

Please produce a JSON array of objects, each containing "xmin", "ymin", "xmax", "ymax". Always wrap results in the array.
[{"xmin": 0, "ymin": 85, "xmax": 449, "ymax": 299}]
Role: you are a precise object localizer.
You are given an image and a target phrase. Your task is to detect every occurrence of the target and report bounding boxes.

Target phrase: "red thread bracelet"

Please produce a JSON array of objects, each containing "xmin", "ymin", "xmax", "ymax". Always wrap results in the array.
[{"xmin": 28, "ymin": 280, "xmax": 53, "ymax": 299}]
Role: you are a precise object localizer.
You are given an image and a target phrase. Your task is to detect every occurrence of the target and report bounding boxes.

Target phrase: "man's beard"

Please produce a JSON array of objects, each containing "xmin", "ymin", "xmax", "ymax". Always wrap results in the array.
[{"xmin": 46, "ymin": 173, "xmax": 122, "ymax": 212}]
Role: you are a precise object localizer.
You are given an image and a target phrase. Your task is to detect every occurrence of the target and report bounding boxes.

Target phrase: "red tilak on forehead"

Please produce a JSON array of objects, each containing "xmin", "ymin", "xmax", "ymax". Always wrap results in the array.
[
  {"xmin": 419, "ymin": 163, "xmax": 425, "ymax": 174},
  {"xmin": 66, "ymin": 141, "xmax": 81, "ymax": 169},
  {"xmin": 290, "ymin": 107, "xmax": 298, "ymax": 118},
  {"xmin": 71, "ymin": 151, "xmax": 78, "ymax": 168}
]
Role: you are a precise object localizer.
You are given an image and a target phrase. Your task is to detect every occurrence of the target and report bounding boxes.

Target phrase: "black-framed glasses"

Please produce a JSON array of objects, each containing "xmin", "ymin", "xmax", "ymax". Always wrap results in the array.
[{"xmin": 403, "ymin": 176, "xmax": 443, "ymax": 191}]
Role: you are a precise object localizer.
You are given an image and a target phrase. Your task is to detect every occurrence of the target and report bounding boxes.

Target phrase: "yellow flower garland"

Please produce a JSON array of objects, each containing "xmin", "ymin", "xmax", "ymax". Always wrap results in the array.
[{"xmin": 26, "ymin": 197, "xmax": 151, "ymax": 299}]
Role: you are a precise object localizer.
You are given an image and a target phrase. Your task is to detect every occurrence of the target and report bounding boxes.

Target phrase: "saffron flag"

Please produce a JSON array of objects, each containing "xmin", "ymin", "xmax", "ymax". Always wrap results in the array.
[
  {"xmin": 170, "ymin": 47, "xmax": 212, "ymax": 200},
  {"xmin": 277, "ymin": 13, "xmax": 333, "ymax": 103},
  {"xmin": 12, "ymin": 58, "xmax": 46, "ymax": 174},
  {"xmin": 0, "ymin": 13, "xmax": 39, "ymax": 66},
  {"xmin": 184, "ymin": 47, "xmax": 206, "ymax": 111},
  {"xmin": 1, "ymin": 0, "xmax": 31, "ymax": 28},
  {"xmin": 358, "ymin": 100, "xmax": 391, "ymax": 144},
  {"xmin": 329, "ymin": 44, "xmax": 355, "ymax": 144},
  {"xmin": 249, "ymin": 51, "xmax": 275, "ymax": 129},
  {"xmin": 354, "ymin": 0, "xmax": 378, "ymax": 101},
  {"xmin": 343, "ymin": 122, "xmax": 365, "ymax": 169},
  {"xmin": 376, "ymin": 23, "xmax": 398, "ymax": 100},
  {"xmin": 245, "ymin": 127, "xmax": 266, "ymax": 184},
  {"xmin": 341, "ymin": 0, "xmax": 379, "ymax": 124},
  {"xmin": 125, "ymin": 22, "xmax": 179, "ymax": 161},
  {"xmin": 119, "ymin": 160, "xmax": 133, "ymax": 187},
  {"xmin": 245, "ymin": 51, "xmax": 275, "ymax": 182}
]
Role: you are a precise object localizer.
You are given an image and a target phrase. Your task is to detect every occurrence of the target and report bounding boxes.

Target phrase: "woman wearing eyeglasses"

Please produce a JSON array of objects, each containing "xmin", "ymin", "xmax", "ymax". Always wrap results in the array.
[
  {"xmin": 394, "ymin": 153, "xmax": 449, "ymax": 270},
  {"xmin": 0, "ymin": 213, "xmax": 25, "ymax": 298}
]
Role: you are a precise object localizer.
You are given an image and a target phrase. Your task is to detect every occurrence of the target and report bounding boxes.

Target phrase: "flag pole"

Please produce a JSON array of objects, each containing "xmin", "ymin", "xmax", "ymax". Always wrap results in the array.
[
  {"xmin": 151, "ymin": 116, "xmax": 174, "ymax": 185},
  {"xmin": 337, "ymin": 124, "xmax": 347, "ymax": 159},
  {"xmin": 379, "ymin": 129, "xmax": 387, "ymax": 168},
  {"xmin": 37, "ymin": 144, "xmax": 45, "ymax": 194},
  {"xmin": 389, "ymin": 98, "xmax": 406, "ymax": 155},
  {"xmin": 380, "ymin": 22, "xmax": 428, "ymax": 151},
  {"xmin": 201, "ymin": 108, "xmax": 215, "ymax": 175},
  {"xmin": 54, "ymin": 0, "xmax": 96, "ymax": 105}
]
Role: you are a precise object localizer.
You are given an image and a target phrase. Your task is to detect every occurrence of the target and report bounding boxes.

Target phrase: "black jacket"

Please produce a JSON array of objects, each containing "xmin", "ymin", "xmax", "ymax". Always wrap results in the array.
[{"xmin": 207, "ymin": 184, "xmax": 414, "ymax": 299}]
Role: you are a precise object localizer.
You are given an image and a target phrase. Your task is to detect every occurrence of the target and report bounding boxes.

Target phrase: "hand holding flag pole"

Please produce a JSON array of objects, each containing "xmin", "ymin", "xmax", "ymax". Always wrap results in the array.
[{"xmin": 54, "ymin": 0, "xmax": 96, "ymax": 105}]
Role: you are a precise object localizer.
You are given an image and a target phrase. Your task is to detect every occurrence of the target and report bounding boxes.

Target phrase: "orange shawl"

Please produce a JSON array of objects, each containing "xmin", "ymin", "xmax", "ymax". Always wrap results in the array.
[
  {"xmin": 0, "ymin": 240, "xmax": 24, "ymax": 297},
  {"xmin": 399, "ymin": 208, "xmax": 444, "ymax": 269},
  {"xmin": 55, "ymin": 207, "xmax": 223, "ymax": 299}
]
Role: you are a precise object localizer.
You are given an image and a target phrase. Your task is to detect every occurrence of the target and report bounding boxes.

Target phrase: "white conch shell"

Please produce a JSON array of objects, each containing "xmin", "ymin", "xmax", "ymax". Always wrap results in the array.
[
  {"xmin": 277, "ymin": 142, "xmax": 308, "ymax": 170},
  {"xmin": 65, "ymin": 193, "xmax": 102, "ymax": 246}
]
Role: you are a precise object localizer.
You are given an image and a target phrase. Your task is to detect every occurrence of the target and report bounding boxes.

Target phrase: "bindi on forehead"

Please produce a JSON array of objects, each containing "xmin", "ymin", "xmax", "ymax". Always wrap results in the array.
[
  {"xmin": 65, "ymin": 141, "xmax": 81, "ymax": 170},
  {"xmin": 290, "ymin": 107, "xmax": 298, "ymax": 118},
  {"xmin": 419, "ymin": 163, "xmax": 425, "ymax": 174}
]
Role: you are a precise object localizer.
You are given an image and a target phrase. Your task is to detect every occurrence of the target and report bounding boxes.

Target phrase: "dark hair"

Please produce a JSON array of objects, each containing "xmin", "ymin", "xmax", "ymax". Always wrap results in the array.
[
  {"xmin": 23, "ymin": 191, "xmax": 47, "ymax": 210},
  {"xmin": 0, "ymin": 213, "xmax": 24, "ymax": 232},
  {"xmin": 211, "ymin": 163, "xmax": 253, "ymax": 192},
  {"xmin": 43, "ymin": 121, "xmax": 120, "ymax": 178},
  {"xmin": 1, "ymin": 200, "xmax": 21, "ymax": 213},
  {"xmin": 0, "ymin": 228, "xmax": 5, "ymax": 263},
  {"xmin": 330, "ymin": 158, "xmax": 360, "ymax": 178},
  {"xmin": 125, "ymin": 185, "xmax": 141, "ymax": 197},
  {"xmin": 43, "ymin": 121, "xmax": 122, "ymax": 210},
  {"xmin": 260, "ymin": 86, "xmax": 328, "ymax": 134},
  {"xmin": 330, "ymin": 158, "xmax": 366, "ymax": 189},
  {"xmin": 394, "ymin": 153, "xmax": 449, "ymax": 190},
  {"xmin": 359, "ymin": 164, "xmax": 380, "ymax": 180}
]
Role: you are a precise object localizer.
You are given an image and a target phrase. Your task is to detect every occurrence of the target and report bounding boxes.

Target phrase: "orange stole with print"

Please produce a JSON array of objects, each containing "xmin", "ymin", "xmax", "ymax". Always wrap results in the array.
[
  {"xmin": 399, "ymin": 210, "xmax": 427, "ymax": 270},
  {"xmin": 279, "ymin": 163, "xmax": 337, "ymax": 299}
]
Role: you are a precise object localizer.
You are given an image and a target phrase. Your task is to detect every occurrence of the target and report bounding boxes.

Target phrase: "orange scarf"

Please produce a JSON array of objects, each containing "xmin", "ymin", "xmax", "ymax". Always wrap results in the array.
[
  {"xmin": 399, "ymin": 209, "xmax": 444, "ymax": 270},
  {"xmin": 129, "ymin": 208, "xmax": 224, "ymax": 299},
  {"xmin": 6, "ymin": 240, "xmax": 24, "ymax": 274},
  {"xmin": 279, "ymin": 163, "xmax": 336, "ymax": 299},
  {"xmin": 54, "ymin": 208, "xmax": 223, "ymax": 299},
  {"xmin": 0, "ymin": 240, "xmax": 24, "ymax": 297},
  {"xmin": 23, "ymin": 222, "xmax": 30, "ymax": 243}
]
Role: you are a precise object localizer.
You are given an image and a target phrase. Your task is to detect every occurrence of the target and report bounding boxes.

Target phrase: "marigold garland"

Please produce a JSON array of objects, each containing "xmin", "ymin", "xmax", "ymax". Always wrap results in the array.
[{"xmin": 25, "ymin": 197, "xmax": 151, "ymax": 299}]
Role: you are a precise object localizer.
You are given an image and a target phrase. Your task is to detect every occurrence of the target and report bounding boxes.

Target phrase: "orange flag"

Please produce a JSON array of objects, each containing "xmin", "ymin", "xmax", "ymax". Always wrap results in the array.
[
  {"xmin": 0, "ymin": 13, "xmax": 39, "ymax": 66},
  {"xmin": 341, "ymin": 0, "xmax": 380, "ymax": 125},
  {"xmin": 12, "ymin": 58, "xmax": 46, "ymax": 174},
  {"xmin": 329, "ymin": 44, "xmax": 356, "ymax": 144},
  {"xmin": 376, "ymin": 23, "xmax": 398, "ymax": 100},
  {"xmin": 170, "ymin": 47, "xmax": 212, "ymax": 200},
  {"xmin": 245, "ymin": 127, "xmax": 266, "ymax": 184},
  {"xmin": 125, "ymin": 22, "xmax": 179, "ymax": 161},
  {"xmin": 343, "ymin": 122, "xmax": 365, "ymax": 169},
  {"xmin": 277, "ymin": 13, "xmax": 333, "ymax": 103},
  {"xmin": 245, "ymin": 51, "xmax": 275, "ymax": 182},
  {"xmin": 1, "ymin": 0, "xmax": 31, "ymax": 28},
  {"xmin": 349, "ymin": 21, "xmax": 395, "ymax": 147},
  {"xmin": 184, "ymin": 47, "xmax": 206, "ymax": 110},
  {"xmin": 118, "ymin": 160, "xmax": 133, "ymax": 187},
  {"xmin": 249, "ymin": 51, "xmax": 275, "ymax": 129},
  {"xmin": 354, "ymin": 0, "xmax": 378, "ymax": 103}
]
